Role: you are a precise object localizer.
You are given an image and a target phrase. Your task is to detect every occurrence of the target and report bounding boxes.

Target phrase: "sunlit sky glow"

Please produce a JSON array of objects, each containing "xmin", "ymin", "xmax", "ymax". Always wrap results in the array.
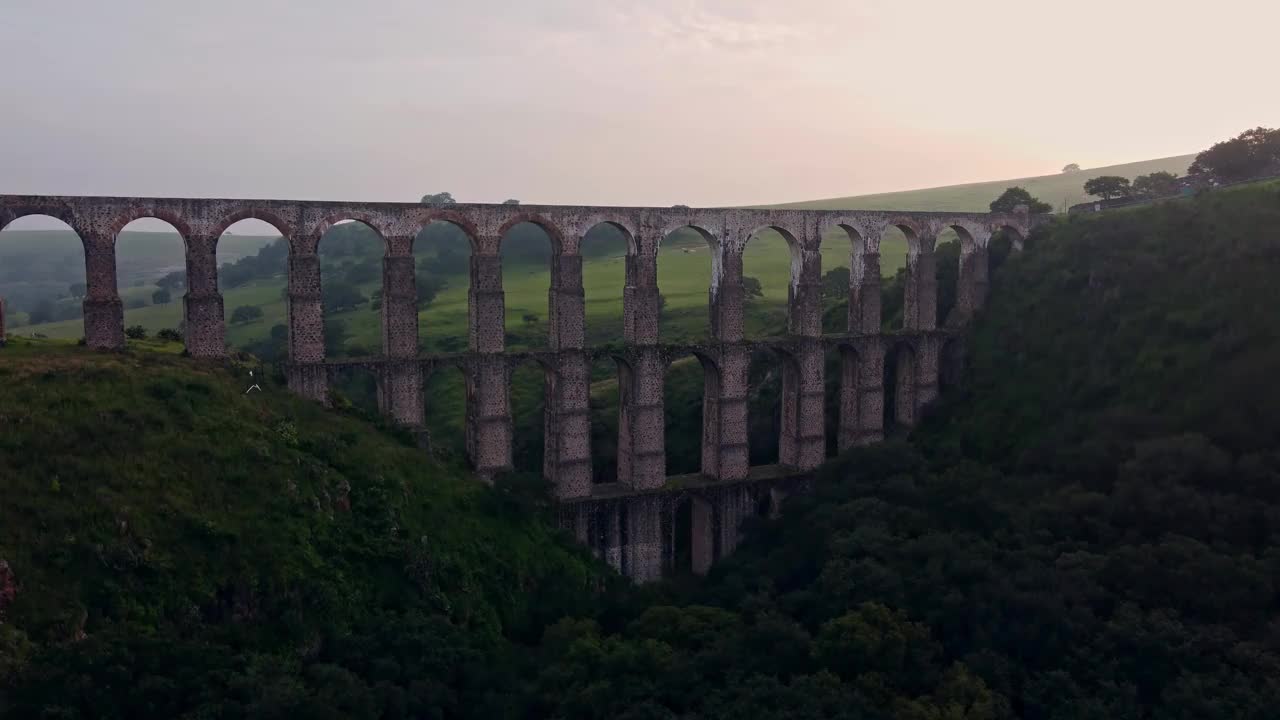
[{"xmin": 1, "ymin": 0, "xmax": 1275, "ymax": 209}]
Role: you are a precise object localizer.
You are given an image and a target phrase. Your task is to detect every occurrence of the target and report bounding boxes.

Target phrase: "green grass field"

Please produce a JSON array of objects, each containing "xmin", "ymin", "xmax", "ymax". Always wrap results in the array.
[{"xmin": 764, "ymin": 154, "xmax": 1195, "ymax": 212}]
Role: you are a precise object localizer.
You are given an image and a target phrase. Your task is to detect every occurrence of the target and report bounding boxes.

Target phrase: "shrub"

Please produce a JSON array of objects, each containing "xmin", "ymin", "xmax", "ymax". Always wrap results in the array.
[
  {"xmin": 157, "ymin": 328, "xmax": 183, "ymax": 343},
  {"xmin": 125, "ymin": 325, "xmax": 148, "ymax": 340}
]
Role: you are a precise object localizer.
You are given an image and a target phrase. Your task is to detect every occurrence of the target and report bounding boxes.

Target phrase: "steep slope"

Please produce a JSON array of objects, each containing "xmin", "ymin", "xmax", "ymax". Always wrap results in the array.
[
  {"xmin": 764, "ymin": 154, "xmax": 1194, "ymax": 212},
  {"xmin": 692, "ymin": 181, "xmax": 1280, "ymax": 719},
  {"xmin": 0, "ymin": 340, "xmax": 602, "ymax": 717}
]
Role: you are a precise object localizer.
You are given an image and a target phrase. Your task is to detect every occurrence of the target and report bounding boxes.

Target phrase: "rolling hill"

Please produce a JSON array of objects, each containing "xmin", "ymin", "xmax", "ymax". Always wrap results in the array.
[{"xmin": 764, "ymin": 154, "xmax": 1196, "ymax": 212}]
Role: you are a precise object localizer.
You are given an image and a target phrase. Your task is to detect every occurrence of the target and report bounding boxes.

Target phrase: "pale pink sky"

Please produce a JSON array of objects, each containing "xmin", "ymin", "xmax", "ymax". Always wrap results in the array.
[{"xmin": 1, "ymin": 0, "xmax": 1275, "ymax": 207}]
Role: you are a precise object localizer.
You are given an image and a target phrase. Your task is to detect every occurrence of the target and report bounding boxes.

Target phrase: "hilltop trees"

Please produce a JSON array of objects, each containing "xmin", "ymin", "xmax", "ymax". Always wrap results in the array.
[
  {"xmin": 420, "ymin": 191, "xmax": 456, "ymax": 205},
  {"xmin": 989, "ymin": 186, "xmax": 1052, "ymax": 214},
  {"xmin": 1062, "ymin": 163, "xmax": 1081, "ymax": 172},
  {"xmin": 230, "ymin": 305, "xmax": 263, "ymax": 324},
  {"xmin": 1188, "ymin": 126, "xmax": 1280, "ymax": 181},
  {"xmin": 1084, "ymin": 175, "xmax": 1132, "ymax": 200},
  {"xmin": 1132, "ymin": 170, "xmax": 1180, "ymax": 198}
]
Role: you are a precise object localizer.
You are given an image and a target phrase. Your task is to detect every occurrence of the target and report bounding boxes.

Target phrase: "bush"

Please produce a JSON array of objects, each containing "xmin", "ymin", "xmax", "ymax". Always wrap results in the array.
[
  {"xmin": 124, "ymin": 325, "xmax": 148, "ymax": 340},
  {"xmin": 230, "ymin": 305, "xmax": 264, "ymax": 324},
  {"xmin": 156, "ymin": 328, "xmax": 183, "ymax": 343}
]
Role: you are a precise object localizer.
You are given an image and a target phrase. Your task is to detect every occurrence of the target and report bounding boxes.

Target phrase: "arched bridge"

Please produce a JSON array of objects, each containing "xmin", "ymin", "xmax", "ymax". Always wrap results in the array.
[{"xmin": 0, "ymin": 194, "xmax": 1042, "ymax": 580}]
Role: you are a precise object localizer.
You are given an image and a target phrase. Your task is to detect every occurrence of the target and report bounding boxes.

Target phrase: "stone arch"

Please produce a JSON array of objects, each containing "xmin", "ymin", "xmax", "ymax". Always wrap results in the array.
[
  {"xmin": 210, "ymin": 208, "xmax": 293, "ymax": 241},
  {"xmin": 657, "ymin": 224, "xmax": 719, "ymax": 342},
  {"xmin": 113, "ymin": 215, "xmax": 189, "ymax": 337},
  {"xmin": 990, "ymin": 222, "xmax": 1027, "ymax": 252},
  {"xmin": 742, "ymin": 224, "xmax": 802, "ymax": 337},
  {"xmin": 316, "ymin": 218, "xmax": 386, "ymax": 358},
  {"xmin": 750, "ymin": 343, "xmax": 802, "ymax": 467},
  {"xmin": 313, "ymin": 214, "xmax": 391, "ymax": 255},
  {"xmin": 819, "ymin": 222, "xmax": 876, "ymax": 334},
  {"xmin": 0, "ymin": 204, "xmax": 79, "ymax": 234},
  {"xmin": 107, "ymin": 208, "xmax": 193, "ymax": 246},
  {"xmin": 0, "ymin": 213, "xmax": 89, "ymax": 340},
  {"xmin": 509, "ymin": 354, "xmax": 555, "ymax": 475},
  {"xmin": 422, "ymin": 360, "xmax": 473, "ymax": 468},
  {"xmin": 416, "ymin": 211, "xmax": 482, "ymax": 255},
  {"xmin": 662, "ymin": 347, "xmax": 717, "ymax": 477},
  {"xmin": 583, "ymin": 219, "xmax": 639, "ymax": 257},
  {"xmin": 826, "ymin": 340, "xmax": 860, "ymax": 456},
  {"xmin": 580, "ymin": 220, "xmax": 633, "ymax": 345},
  {"xmin": 498, "ymin": 213, "xmax": 565, "ymax": 255}
]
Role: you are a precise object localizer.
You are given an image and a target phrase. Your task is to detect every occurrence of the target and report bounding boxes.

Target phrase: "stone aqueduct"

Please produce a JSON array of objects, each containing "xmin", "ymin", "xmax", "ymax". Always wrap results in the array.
[{"xmin": 0, "ymin": 194, "xmax": 1040, "ymax": 580}]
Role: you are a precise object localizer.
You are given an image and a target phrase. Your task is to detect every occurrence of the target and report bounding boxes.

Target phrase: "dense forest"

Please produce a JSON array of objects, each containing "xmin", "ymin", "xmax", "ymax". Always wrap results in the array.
[{"xmin": 3, "ymin": 183, "xmax": 1280, "ymax": 717}]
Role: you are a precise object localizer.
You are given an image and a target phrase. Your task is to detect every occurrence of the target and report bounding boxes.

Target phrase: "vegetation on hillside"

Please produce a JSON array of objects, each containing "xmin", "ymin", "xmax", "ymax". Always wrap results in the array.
[{"xmin": 4, "ymin": 183, "xmax": 1280, "ymax": 717}]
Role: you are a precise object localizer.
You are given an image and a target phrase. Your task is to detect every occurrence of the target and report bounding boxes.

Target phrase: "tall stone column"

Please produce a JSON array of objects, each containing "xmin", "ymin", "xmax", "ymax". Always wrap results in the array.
[
  {"xmin": 183, "ymin": 234, "xmax": 225, "ymax": 358},
  {"xmin": 779, "ymin": 244, "xmax": 825, "ymax": 470},
  {"xmin": 379, "ymin": 244, "xmax": 423, "ymax": 426},
  {"xmin": 690, "ymin": 494, "xmax": 717, "ymax": 575},
  {"xmin": 894, "ymin": 346, "xmax": 918, "ymax": 429},
  {"xmin": 616, "ymin": 348, "xmax": 666, "ymax": 489},
  {"xmin": 903, "ymin": 233, "xmax": 937, "ymax": 331},
  {"xmin": 286, "ymin": 248, "xmax": 327, "ymax": 403},
  {"xmin": 702, "ymin": 345, "xmax": 750, "ymax": 481},
  {"xmin": 546, "ymin": 250, "xmax": 592, "ymax": 498},
  {"xmin": 82, "ymin": 232, "xmax": 124, "ymax": 350},
  {"xmin": 837, "ymin": 340, "xmax": 885, "ymax": 449},
  {"xmin": 952, "ymin": 245, "xmax": 990, "ymax": 327},
  {"xmin": 778, "ymin": 340, "xmax": 826, "ymax": 470},
  {"xmin": 620, "ymin": 495, "xmax": 664, "ymax": 582},
  {"xmin": 466, "ymin": 250, "xmax": 511, "ymax": 478},
  {"xmin": 617, "ymin": 245, "xmax": 665, "ymax": 489},
  {"xmin": 849, "ymin": 246, "xmax": 881, "ymax": 334},
  {"xmin": 702, "ymin": 244, "xmax": 749, "ymax": 481}
]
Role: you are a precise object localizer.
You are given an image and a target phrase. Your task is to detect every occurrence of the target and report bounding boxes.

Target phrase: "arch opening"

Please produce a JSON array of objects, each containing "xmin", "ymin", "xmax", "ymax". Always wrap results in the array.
[
  {"xmin": 819, "ymin": 225, "xmax": 859, "ymax": 334},
  {"xmin": 510, "ymin": 359, "xmax": 550, "ymax": 475},
  {"xmin": 588, "ymin": 354, "xmax": 623, "ymax": 485},
  {"xmin": 423, "ymin": 363, "xmax": 471, "ymax": 469},
  {"xmin": 582, "ymin": 222, "xmax": 630, "ymax": 345},
  {"xmin": 879, "ymin": 224, "xmax": 914, "ymax": 330},
  {"xmin": 883, "ymin": 342, "xmax": 918, "ymax": 434},
  {"xmin": 318, "ymin": 220, "xmax": 384, "ymax": 359},
  {"xmin": 663, "ymin": 352, "xmax": 708, "ymax": 476},
  {"xmin": 114, "ymin": 217, "xmax": 188, "ymax": 343},
  {"xmin": 218, "ymin": 219, "xmax": 288, "ymax": 359},
  {"xmin": 414, "ymin": 220, "xmax": 474, "ymax": 353},
  {"xmin": 741, "ymin": 225, "xmax": 797, "ymax": 339},
  {"xmin": 747, "ymin": 347, "xmax": 791, "ymax": 467},
  {"xmin": 935, "ymin": 226, "xmax": 967, "ymax": 328},
  {"xmin": 823, "ymin": 344, "xmax": 858, "ymax": 457},
  {"xmin": 657, "ymin": 226, "xmax": 716, "ymax": 342},
  {"xmin": 0, "ymin": 215, "xmax": 87, "ymax": 341},
  {"xmin": 500, "ymin": 222, "xmax": 554, "ymax": 351}
]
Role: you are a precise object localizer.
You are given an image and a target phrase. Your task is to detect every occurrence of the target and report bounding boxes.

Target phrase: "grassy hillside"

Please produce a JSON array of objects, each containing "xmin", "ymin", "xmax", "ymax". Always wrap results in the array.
[
  {"xmin": 766, "ymin": 154, "xmax": 1195, "ymax": 212},
  {"xmin": 0, "ymin": 338, "xmax": 605, "ymax": 717}
]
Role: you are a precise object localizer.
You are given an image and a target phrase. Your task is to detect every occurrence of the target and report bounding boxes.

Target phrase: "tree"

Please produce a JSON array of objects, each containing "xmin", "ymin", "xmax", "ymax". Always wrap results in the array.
[
  {"xmin": 742, "ymin": 276, "xmax": 764, "ymax": 300},
  {"xmin": 989, "ymin": 187, "xmax": 1052, "ymax": 214},
  {"xmin": 822, "ymin": 267, "xmax": 850, "ymax": 300},
  {"xmin": 420, "ymin": 192, "xmax": 456, "ymax": 205},
  {"xmin": 230, "ymin": 305, "xmax": 264, "ymax": 324},
  {"xmin": 522, "ymin": 312, "xmax": 539, "ymax": 327},
  {"xmin": 671, "ymin": 204, "xmax": 691, "ymax": 210},
  {"xmin": 125, "ymin": 325, "xmax": 147, "ymax": 340},
  {"xmin": 152, "ymin": 288, "xmax": 172, "ymax": 305},
  {"xmin": 1062, "ymin": 163, "xmax": 1082, "ymax": 173},
  {"xmin": 322, "ymin": 282, "xmax": 367, "ymax": 313},
  {"xmin": 416, "ymin": 274, "xmax": 445, "ymax": 308},
  {"xmin": 502, "ymin": 199, "xmax": 520, "ymax": 205},
  {"xmin": 156, "ymin": 328, "xmax": 183, "ymax": 342},
  {"xmin": 1132, "ymin": 171, "xmax": 1180, "ymax": 198},
  {"xmin": 1188, "ymin": 126, "xmax": 1280, "ymax": 181},
  {"xmin": 68, "ymin": 282, "xmax": 86, "ymax": 299},
  {"xmin": 155, "ymin": 271, "xmax": 186, "ymax": 291},
  {"xmin": 1083, "ymin": 175, "xmax": 1132, "ymax": 200}
]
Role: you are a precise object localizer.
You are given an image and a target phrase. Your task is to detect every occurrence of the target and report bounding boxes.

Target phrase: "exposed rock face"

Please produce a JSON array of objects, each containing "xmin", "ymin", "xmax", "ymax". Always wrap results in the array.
[{"xmin": 0, "ymin": 559, "xmax": 16, "ymax": 622}]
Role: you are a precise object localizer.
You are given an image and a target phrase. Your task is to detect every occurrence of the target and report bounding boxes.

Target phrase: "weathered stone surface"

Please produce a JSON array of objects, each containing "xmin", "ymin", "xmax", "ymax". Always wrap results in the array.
[{"xmin": 0, "ymin": 193, "xmax": 1044, "ymax": 582}]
